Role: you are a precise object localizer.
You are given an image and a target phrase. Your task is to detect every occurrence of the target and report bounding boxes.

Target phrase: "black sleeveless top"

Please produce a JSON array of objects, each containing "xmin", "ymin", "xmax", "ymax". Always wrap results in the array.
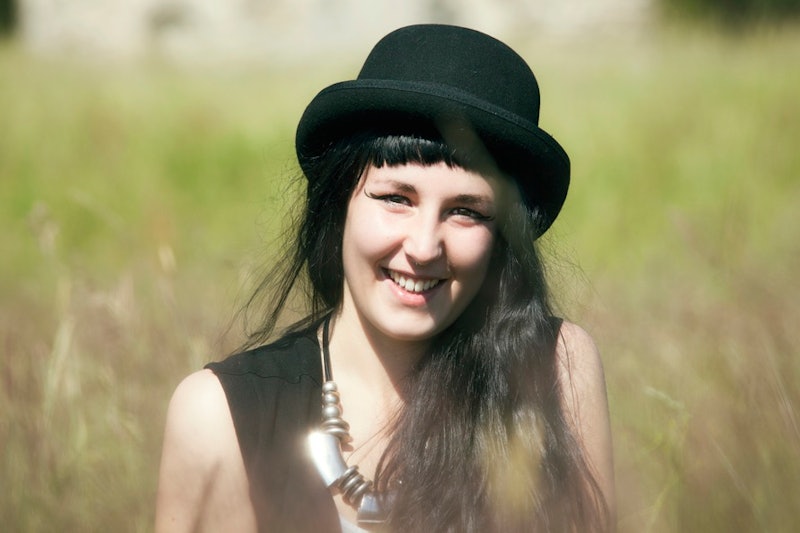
[{"xmin": 205, "ymin": 330, "xmax": 341, "ymax": 532}]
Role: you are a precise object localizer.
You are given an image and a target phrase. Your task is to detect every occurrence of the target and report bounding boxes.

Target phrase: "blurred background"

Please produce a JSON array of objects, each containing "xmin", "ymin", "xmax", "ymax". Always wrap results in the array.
[{"xmin": 1, "ymin": 0, "xmax": 798, "ymax": 531}]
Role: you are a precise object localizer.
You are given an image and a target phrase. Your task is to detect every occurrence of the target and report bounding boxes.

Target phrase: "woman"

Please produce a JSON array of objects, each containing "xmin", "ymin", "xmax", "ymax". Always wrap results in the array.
[{"xmin": 155, "ymin": 24, "xmax": 614, "ymax": 532}]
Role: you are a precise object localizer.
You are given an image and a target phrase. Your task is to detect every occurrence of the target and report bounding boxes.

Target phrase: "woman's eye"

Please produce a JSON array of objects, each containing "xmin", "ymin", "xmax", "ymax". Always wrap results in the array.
[
  {"xmin": 451, "ymin": 207, "xmax": 494, "ymax": 221},
  {"xmin": 365, "ymin": 191, "xmax": 410, "ymax": 205}
]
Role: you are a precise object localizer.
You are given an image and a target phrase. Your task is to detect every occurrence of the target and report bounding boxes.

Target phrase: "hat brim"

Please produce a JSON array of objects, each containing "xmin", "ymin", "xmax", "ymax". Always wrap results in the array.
[{"xmin": 296, "ymin": 79, "xmax": 570, "ymax": 236}]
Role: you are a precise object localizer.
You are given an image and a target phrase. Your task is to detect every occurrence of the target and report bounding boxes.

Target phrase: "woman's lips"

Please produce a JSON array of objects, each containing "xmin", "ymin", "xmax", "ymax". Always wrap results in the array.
[{"xmin": 385, "ymin": 269, "xmax": 443, "ymax": 293}]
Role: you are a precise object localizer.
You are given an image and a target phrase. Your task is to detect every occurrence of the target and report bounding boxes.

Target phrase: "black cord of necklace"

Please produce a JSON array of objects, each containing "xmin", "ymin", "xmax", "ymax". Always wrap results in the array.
[{"xmin": 322, "ymin": 315, "xmax": 333, "ymax": 382}]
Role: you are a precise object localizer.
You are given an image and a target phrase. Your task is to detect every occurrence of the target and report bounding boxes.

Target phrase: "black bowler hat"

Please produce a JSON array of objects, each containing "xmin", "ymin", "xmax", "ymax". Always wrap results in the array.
[{"xmin": 296, "ymin": 24, "xmax": 570, "ymax": 236}]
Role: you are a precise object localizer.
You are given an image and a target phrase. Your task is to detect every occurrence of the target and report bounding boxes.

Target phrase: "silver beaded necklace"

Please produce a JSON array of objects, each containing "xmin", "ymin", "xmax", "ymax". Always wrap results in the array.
[{"xmin": 307, "ymin": 316, "xmax": 392, "ymax": 530}]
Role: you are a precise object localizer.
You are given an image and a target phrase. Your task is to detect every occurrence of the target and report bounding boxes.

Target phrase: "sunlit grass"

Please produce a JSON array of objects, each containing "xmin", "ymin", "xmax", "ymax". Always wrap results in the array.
[{"xmin": 1, "ymin": 24, "xmax": 799, "ymax": 532}]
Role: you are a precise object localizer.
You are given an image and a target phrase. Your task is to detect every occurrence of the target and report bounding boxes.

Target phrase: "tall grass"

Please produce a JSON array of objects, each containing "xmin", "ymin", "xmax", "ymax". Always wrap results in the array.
[
  {"xmin": 536, "ymin": 26, "xmax": 800, "ymax": 532},
  {"xmin": 2, "ymin": 24, "xmax": 798, "ymax": 532}
]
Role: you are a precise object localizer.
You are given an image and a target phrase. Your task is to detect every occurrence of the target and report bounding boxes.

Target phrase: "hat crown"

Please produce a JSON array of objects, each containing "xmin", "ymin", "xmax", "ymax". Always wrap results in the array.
[
  {"xmin": 357, "ymin": 25, "xmax": 541, "ymax": 126},
  {"xmin": 295, "ymin": 24, "xmax": 569, "ymax": 238}
]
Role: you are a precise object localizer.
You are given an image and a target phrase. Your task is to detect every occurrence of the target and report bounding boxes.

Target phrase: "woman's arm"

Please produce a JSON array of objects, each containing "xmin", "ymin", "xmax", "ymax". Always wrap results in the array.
[
  {"xmin": 556, "ymin": 321, "xmax": 616, "ymax": 525},
  {"xmin": 154, "ymin": 369, "xmax": 255, "ymax": 533}
]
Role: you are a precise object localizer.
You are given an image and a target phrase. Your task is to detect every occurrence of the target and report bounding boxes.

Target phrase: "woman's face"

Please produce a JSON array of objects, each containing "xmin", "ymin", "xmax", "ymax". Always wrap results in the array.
[{"xmin": 340, "ymin": 161, "xmax": 511, "ymax": 343}]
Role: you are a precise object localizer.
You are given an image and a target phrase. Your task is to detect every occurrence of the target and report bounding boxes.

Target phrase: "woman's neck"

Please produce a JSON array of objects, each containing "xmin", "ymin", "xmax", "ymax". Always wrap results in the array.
[{"xmin": 326, "ymin": 307, "xmax": 427, "ymax": 406}]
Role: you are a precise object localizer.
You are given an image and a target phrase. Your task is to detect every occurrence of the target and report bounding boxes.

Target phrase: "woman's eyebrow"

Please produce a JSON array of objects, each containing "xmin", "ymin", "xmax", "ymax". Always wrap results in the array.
[
  {"xmin": 453, "ymin": 193, "xmax": 495, "ymax": 209},
  {"xmin": 369, "ymin": 179, "xmax": 494, "ymax": 208},
  {"xmin": 371, "ymin": 179, "xmax": 417, "ymax": 194}
]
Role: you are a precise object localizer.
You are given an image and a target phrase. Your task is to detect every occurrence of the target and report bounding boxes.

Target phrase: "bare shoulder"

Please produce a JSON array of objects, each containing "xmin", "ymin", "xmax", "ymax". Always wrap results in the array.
[
  {"xmin": 555, "ymin": 321, "xmax": 616, "ymax": 519},
  {"xmin": 554, "ymin": 319, "xmax": 607, "ymax": 433},
  {"xmin": 555, "ymin": 321, "xmax": 606, "ymax": 395},
  {"xmin": 159, "ymin": 369, "xmax": 235, "ymax": 465},
  {"xmin": 165, "ymin": 369, "xmax": 230, "ymax": 436},
  {"xmin": 155, "ymin": 369, "xmax": 255, "ymax": 533}
]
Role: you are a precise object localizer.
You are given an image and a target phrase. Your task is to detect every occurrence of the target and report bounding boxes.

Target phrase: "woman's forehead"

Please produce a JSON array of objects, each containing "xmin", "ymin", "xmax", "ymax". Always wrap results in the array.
[{"xmin": 357, "ymin": 162, "xmax": 519, "ymax": 203}]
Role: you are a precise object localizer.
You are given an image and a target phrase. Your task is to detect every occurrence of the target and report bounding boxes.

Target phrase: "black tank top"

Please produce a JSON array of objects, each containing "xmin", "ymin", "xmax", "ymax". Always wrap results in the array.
[{"xmin": 205, "ymin": 330, "xmax": 340, "ymax": 532}]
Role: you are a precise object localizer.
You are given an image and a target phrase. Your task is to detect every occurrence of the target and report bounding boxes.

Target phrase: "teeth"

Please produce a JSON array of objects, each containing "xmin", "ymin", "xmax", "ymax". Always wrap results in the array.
[{"xmin": 390, "ymin": 271, "xmax": 440, "ymax": 293}]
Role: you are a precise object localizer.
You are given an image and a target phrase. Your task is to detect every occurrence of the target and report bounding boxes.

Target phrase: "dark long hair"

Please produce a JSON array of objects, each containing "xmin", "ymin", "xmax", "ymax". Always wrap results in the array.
[{"xmin": 241, "ymin": 131, "xmax": 609, "ymax": 531}]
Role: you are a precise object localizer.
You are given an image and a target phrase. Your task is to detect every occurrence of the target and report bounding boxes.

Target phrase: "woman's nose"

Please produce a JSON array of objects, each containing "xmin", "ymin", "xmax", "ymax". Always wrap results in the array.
[{"xmin": 403, "ymin": 214, "xmax": 443, "ymax": 265}]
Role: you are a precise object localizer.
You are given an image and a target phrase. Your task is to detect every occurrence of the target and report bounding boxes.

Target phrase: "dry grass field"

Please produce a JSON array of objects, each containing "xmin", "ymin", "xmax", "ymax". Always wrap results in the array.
[{"xmin": 2, "ymin": 23, "xmax": 799, "ymax": 532}]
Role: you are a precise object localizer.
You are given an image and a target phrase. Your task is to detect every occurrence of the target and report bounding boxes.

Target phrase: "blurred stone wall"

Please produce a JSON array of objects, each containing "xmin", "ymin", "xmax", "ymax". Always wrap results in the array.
[{"xmin": 17, "ymin": 0, "xmax": 653, "ymax": 64}]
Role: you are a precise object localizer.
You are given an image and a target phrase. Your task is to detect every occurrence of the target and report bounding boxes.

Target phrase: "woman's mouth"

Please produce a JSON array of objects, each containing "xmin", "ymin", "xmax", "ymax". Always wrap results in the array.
[{"xmin": 386, "ymin": 269, "xmax": 443, "ymax": 293}]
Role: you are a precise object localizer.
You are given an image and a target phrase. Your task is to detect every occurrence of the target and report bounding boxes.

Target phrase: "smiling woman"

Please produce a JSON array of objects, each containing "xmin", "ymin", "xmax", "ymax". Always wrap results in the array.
[
  {"xmin": 341, "ymin": 162, "xmax": 502, "ymax": 343},
  {"xmin": 155, "ymin": 24, "xmax": 613, "ymax": 533}
]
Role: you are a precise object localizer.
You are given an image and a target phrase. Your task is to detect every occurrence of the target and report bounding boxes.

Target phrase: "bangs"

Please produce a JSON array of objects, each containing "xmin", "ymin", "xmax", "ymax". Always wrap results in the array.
[{"xmin": 364, "ymin": 134, "xmax": 466, "ymax": 169}]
